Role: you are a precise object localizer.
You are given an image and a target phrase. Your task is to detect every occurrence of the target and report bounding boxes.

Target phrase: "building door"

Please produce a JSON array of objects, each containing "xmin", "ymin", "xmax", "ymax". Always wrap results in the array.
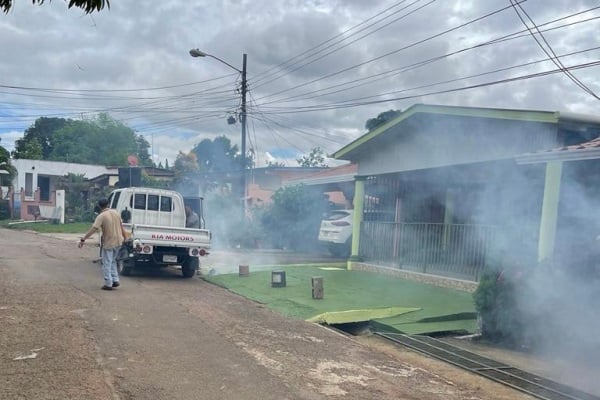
[{"xmin": 38, "ymin": 176, "xmax": 50, "ymax": 201}]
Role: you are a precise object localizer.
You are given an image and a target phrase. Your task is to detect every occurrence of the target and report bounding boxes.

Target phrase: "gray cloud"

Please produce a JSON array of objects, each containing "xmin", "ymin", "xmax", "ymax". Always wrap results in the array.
[{"xmin": 1, "ymin": 0, "xmax": 599, "ymax": 165}]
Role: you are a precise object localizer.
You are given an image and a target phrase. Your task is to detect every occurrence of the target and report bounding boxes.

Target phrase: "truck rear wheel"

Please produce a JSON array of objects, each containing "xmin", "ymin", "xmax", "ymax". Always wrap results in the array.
[
  {"xmin": 181, "ymin": 257, "xmax": 199, "ymax": 278},
  {"xmin": 120, "ymin": 259, "xmax": 134, "ymax": 276}
]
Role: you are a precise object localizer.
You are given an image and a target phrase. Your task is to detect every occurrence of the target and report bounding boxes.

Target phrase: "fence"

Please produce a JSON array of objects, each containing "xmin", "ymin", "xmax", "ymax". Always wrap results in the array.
[{"xmin": 360, "ymin": 221, "xmax": 496, "ymax": 281}]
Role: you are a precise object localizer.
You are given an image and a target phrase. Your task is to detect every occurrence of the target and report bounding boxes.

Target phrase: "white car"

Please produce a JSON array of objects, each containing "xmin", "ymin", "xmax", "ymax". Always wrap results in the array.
[{"xmin": 318, "ymin": 209, "xmax": 353, "ymax": 256}]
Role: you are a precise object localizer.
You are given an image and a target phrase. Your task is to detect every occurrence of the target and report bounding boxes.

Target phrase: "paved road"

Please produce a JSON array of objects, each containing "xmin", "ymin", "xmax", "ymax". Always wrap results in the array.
[{"xmin": 0, "ymin": 228, "xmax": 533, "ymax": 400}]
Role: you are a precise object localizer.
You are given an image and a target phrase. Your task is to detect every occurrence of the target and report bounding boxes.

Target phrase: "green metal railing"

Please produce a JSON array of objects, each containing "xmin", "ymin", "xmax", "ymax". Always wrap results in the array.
[{"xmin": 360, "ymin": 221, "xmax": 496, "ymax": 281}]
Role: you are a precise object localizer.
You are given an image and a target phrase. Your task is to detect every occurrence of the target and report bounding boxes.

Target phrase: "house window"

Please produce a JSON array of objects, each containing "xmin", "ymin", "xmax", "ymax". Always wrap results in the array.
[
  {"xmin": 0, "ymin": 173, "xmax": 10, "ymax": 186},
  {"xmin": 25, "ymin": 173, "xmax": 33, "ymax": 197}
]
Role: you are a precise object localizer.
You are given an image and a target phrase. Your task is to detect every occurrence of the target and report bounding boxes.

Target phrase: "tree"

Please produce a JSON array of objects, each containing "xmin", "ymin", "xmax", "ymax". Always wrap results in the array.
[
  {"xmin": 141, "ymin": 172, "xmax": 169, "ymax": 189},
  {"xmin": 1, "ymin": 0, "xmax": 109, "ymax": 14},
  {"xmin": 55, "ymin": 173, "xmax": 96, "ymax": 222},
  {"xmin": 171, "ymin": 151, "xmax": 200, "ymax": 196},
  {"xmin": 0, "ymin": 138, "xmax": 16, "ymax": 181},
  {"xmin": 191, "ymin": 135, "xmax": 244, "ymax": 173},
  {"xmin": 12, "ymin": 117, "xmax": 68, "ymax": 159},
  {"xmin": 191, "ymin": 135, "xmax": 249, "ymax": 193},
  {"xmin": 13, "ymin": 114, "xmax": 151, "ymax": 166},
  {"xmin": 296, "ymin": 147, "xmax": 328, "ymax": 168},
  {"xmin": 365, "ymin": 109, "xmax": 402, "ymax": 132},
  {"xmin": 260, "ymin": 184, "xmax": 329, "ymax": 250}
]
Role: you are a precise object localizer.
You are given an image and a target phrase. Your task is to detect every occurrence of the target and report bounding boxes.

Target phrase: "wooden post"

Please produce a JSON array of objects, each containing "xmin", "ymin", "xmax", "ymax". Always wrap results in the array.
[
  {"xmin": 271, "ymin": 270, "xmax": 286, "ymax": 287},
  {"xmin": 312, "ymin": 276, "xmax": 324, "ymax": 299},
  {"xmin": 239, "ymin": 264, "xmax": 249, "ymax": 277}
]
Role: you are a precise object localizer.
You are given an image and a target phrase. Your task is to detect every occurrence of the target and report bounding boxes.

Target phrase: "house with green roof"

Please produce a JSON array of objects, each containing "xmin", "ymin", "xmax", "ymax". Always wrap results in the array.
[{"xmin": 331, "ymin": 103, "xmax": 600, "ymax": 281}]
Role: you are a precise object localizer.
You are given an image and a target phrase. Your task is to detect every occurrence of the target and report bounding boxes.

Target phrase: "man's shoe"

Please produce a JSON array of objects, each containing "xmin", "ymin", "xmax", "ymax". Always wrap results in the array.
[
  {"xmin": 112, "ymin": 282, "xmax": 120, "ymax": 288},
  {"xmin": 101, "ymin": 285, "xmax": 113, "ymax": 290}
]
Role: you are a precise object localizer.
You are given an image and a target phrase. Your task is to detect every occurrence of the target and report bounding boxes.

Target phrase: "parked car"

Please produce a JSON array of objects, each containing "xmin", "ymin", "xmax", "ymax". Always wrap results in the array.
[{"xmin": 318, "ymin": 209, "xmax": 353, "ymax": 256}]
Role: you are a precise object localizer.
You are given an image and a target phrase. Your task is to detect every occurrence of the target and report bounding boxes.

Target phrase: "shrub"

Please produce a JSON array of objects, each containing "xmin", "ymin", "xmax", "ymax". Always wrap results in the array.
[{"xmin": 473, "ymin": 268, "xmax": 524, "ymax": 345}]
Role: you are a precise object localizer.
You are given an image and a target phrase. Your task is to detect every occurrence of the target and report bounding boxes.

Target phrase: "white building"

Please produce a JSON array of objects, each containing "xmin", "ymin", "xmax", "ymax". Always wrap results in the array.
[
  {"xmin": 11, "ymin": 159, "xmax": 114, "ymax": 202},
  {"xmin": 8, "ymin": 159, "xmax": 116, "ymax": 221}
]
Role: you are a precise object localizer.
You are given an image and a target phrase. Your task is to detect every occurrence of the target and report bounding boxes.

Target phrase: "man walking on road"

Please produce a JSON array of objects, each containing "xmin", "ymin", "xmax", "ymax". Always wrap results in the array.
[{"xmin": 79, "ymin": 198, "xmax": 127, "ymax": 290}]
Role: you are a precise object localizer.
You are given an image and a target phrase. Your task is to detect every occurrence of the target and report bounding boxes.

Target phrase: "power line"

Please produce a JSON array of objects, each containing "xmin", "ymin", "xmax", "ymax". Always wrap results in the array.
[
  {"xmin": 257, "ymin": 9, "xmax": 600, "ymax": 106},
  {"xmin": 251, "ymin": 0, "xmax": 435, "ymax": 89},
  {"xmin": 289, "ymin": 47, "xmax": 600, "ymax": 107},
  {"xmin": 0, "ymin": 72, "xmax": 238, "ymax": 93},
  {"xmin": 253, "ymin": 1, "xmax": 530, "ymax": 103},
  {"xmin": 253, "ymin": 60, "xmax": 600, "ymax": 114},
  {"xmin": 509, "ymin": 0, "xmax": 600, "ymax": 100},
  {"xmin": 251, "ymin": 1, "xmax": 413, "ymax": 83}
]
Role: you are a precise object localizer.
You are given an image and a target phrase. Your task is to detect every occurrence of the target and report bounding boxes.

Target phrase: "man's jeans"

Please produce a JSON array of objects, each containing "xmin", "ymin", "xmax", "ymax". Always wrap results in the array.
[{"xmin": 101, "ymin": 247, "xmax": 120, "ymax": 287}]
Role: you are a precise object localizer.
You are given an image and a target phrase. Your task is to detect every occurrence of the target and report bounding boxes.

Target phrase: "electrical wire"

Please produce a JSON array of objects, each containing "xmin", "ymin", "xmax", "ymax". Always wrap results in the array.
[
  {"xmin": 250, "ymin": 0, "xmax": 413, "ymax": 83},
  {"xmin": 509, "ymin": 0, "xmax": 600, "ymax": 100},
  {"xmin": 251, "ymin": 0, "xmax": 435, "ymax": 90},
  {"xmin": 257, "ymin": 10, "xmax": 600, "ymax": 106},
  {"xmin": 261, "ymin": 46, "xmax": 600, "ymax": 110},
  {"xmin": 253, "ymin": 60, "xmax": 600, "ymax": 114},
  {"xmin": 253, "ymin": 1, "xmax": 529, "ymax": 102}
]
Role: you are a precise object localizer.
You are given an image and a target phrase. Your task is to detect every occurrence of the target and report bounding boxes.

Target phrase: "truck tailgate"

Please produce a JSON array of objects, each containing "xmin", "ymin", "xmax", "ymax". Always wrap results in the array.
[{"xmin": 132, "ymin": 224, "xmax": 211, "ymax": 248}]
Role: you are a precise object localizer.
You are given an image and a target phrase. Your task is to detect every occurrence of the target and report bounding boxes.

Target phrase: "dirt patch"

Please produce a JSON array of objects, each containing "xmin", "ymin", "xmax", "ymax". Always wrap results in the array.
[{"xmin": 0, "ymin": 267, "xmax": 115, "ymax": 400}]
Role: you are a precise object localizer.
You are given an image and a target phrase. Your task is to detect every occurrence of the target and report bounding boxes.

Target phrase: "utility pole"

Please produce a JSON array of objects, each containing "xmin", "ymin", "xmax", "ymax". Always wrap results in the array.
[
  {"xmin": 240, "ymin": 53, "xmax": 248, "ymax": 219},
  {"xmin": 189, "ymin": 49, "xmax": 249, "ymax": 221}
]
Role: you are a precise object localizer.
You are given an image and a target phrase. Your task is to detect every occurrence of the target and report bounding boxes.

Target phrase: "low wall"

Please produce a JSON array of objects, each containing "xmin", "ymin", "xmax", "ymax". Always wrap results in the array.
[{"xmin": 349, "ymin": 261, "xmax": 478, "ymax": 293}]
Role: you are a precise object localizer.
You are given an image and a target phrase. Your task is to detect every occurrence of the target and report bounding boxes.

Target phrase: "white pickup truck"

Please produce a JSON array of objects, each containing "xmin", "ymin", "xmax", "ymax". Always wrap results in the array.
[{"xmin": 107, "ymin": 187, "xmax": 211, "ymax": 278}]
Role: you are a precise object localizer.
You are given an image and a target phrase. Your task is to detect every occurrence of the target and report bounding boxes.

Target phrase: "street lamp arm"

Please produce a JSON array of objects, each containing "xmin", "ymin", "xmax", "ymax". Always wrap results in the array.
[
  {"xmin": 189, "ymin": 48, "xmax": 241, "ymax": 73},
  {"xmin": 189, "ymin": 48, "xmax": 249, "ymax": 222}
]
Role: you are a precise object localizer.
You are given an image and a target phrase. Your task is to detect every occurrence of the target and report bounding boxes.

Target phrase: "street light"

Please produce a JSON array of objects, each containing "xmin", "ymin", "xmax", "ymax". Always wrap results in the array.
[{"xmin": 189, "ymin": 48, "xmax": 248, "ymax": 218}]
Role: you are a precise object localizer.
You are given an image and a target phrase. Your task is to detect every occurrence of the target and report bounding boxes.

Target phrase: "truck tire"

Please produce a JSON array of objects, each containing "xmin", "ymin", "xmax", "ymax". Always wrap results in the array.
[
  {"xmin": 181, "ymin": 257, "xmax": 199, "ymax": 278},
  {"xmin": 328, "ymin": 239, "xmax": 351, "ymax": 257},
  {"xmin": 121, "ymin": 259, "xmax": 135, "ymax": 276}
]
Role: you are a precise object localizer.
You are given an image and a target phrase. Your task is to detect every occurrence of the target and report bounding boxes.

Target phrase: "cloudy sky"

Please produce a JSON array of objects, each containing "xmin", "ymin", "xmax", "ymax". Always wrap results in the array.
[{"xmin": 1, "ymin": 0, "xmax": 599, "ymax": 166}]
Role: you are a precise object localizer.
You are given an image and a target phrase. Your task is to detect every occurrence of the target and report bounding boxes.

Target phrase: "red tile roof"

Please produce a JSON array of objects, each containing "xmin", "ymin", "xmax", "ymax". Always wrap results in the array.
[{"xmin": 546, "ymin": 136, "xmax": 600, "ymax": 153}]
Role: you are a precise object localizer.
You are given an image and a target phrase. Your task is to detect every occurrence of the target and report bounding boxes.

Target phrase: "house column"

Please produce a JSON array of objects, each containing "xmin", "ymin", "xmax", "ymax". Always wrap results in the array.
[
  {"xmin": 538, "ymin": 161, "xmax": 563, "ymax": 262},
  {"xmin": 442, "ymin": 188, "xmax": 454, "ymax": 249},
  {"xmin": 348, "ymin": 176, "xmax": 366, "ymax": 269}
]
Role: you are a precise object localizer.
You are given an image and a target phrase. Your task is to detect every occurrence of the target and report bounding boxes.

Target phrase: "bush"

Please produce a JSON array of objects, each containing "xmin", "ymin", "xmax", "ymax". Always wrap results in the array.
[
  {"xmin": 473, "ymin": 269, "xmax": 524, "ymax": 344},
  {"xmin": 473, "ymin": 261, "xmax": 596, "ymax": 352},
  {"xmin": 260, "ymin": 184, "xmax": 329, "ymax": 251}
]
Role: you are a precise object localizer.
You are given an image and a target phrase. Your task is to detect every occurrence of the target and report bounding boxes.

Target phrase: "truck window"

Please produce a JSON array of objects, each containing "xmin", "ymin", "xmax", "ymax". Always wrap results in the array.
[
  {"xmin": 109, "ymin": 192, "xmax": 121, "ymax": 209},
  {"xmin": 160, "ymin": 196, "xmax": 172, "ymax": 212},
  {"xmin": 147, "ymin": 194, "xmax": 159, "ymax": 211},
  {"xmin": 134, "ymin": 194, "xmax": 146, "ymax": 210}
]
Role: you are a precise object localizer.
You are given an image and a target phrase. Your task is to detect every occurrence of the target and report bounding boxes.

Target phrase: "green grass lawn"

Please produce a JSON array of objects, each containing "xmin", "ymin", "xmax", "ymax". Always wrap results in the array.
[
  {"xmin": 206, "ymin": 265, "xmax": 477, "ymax": 335},
  {"xmin": 0, "ymin": 220, "xmax": 89, "ymax": 233}
]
